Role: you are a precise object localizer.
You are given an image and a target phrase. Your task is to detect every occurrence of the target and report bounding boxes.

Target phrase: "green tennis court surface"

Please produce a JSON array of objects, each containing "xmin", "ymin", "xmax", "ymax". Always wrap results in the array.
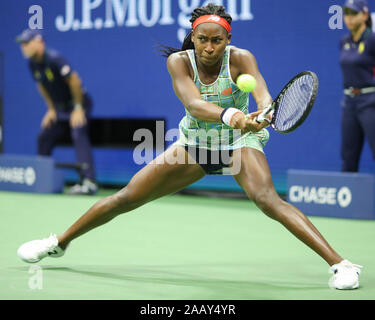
[{"xmin": 0, "ymin": 190, "xmax": 374, "ymax": 300}]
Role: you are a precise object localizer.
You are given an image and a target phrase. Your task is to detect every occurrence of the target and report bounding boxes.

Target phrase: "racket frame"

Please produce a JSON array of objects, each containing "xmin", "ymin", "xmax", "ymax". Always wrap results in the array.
[{"xmin": 256, "ymin": 71, "xmax": 319, "ymax": 134}]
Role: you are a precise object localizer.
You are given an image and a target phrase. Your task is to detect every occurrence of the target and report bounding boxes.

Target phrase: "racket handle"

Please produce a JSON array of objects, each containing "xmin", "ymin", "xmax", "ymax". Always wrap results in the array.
[{"xmin": 256, "ymin": 104, "xmax": 273, "ymax": 123}]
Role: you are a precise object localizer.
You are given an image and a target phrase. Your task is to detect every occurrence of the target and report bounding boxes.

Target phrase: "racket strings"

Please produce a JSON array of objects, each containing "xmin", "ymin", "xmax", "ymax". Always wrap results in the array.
[{"xmin": 274, "ymin": 75, "xmax": 315, "ymax": 132}]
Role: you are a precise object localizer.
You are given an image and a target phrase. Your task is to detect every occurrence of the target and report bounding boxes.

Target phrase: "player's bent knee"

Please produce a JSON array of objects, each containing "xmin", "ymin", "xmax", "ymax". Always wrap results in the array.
[{"xmin": 253, "ymin": 189, "xmax": 282, "ymax": 218}]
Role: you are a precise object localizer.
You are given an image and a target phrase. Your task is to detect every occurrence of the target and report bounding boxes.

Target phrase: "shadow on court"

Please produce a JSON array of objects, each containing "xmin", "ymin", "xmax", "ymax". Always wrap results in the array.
[{"xmin": 11, "ymin": 264, "xmax": 325, "ymax": 299}]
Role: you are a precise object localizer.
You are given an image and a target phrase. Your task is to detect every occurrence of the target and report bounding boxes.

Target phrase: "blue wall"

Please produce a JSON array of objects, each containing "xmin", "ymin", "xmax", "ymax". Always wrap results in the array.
[{"xmin": 1, "ymin": 0, "xmax": 374, "ymax": 192}]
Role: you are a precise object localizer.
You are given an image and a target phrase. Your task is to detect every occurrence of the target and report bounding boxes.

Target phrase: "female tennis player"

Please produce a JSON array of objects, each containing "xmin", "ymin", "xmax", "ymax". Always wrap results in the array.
[{"xmin": 17, "ymin": 3, "xmax": 361, "ymax": 290}]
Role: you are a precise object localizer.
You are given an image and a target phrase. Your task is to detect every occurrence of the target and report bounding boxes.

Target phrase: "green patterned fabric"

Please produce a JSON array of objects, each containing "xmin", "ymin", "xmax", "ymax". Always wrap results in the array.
[{"xmin": 174, "ymin": 46, "xmax": 269, "ymax": 152}]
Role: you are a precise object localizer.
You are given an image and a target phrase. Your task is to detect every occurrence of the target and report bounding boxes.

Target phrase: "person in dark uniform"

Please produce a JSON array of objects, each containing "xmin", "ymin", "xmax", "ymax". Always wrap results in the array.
[
  {"xmin": 16, "ymin": 29, "xmax": 97, "ymax": 195},
  {"xmin": 340, "ymin": 0, "xmax": 375, "ymax": 172}
]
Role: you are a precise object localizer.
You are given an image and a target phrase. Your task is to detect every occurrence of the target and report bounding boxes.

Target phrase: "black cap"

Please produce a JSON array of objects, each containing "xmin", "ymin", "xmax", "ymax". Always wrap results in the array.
[
  {"xmin": 343, "ymin": 0, "xmax": 369, "ymax": 12},
  {"xmin": 15, "ymin": 29, "xmax": 43, "ymax": 43}
]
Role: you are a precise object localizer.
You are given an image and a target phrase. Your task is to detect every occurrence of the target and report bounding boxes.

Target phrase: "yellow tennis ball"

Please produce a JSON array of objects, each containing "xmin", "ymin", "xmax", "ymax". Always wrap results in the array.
[{"xmin": 236, "ymin": 74, "xmax": 256, "ymax": 92}]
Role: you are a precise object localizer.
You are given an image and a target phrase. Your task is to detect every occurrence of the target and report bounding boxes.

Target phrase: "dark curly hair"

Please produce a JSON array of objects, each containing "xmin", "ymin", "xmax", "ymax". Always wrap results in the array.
[{"xmin": 159, "ymin": 3, "xmax": 232, "ymax": 57}]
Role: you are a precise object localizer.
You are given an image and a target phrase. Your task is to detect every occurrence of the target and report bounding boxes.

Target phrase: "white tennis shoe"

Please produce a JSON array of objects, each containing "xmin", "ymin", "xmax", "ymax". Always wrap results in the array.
[
  {"xmin": 68, "ymin": 179, "xmax": 98, "ymax": 195},
  {"xmin": 328, "ymin": 259, "xmax": 362, "ymax": 290},
  {"xmin": 17, "ymin": 234, "xmax": 65, "ymax": 263}
]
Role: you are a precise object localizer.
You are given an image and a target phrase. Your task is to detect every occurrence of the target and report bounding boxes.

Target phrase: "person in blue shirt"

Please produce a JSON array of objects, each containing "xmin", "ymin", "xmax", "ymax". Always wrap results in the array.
[
  {"xmin": 16, "ymin": 29, "xmax": 97, "ymax": 195},
  {"xmin": 340, "ymin": 0, "xmax": 375, "ymax": 172}
]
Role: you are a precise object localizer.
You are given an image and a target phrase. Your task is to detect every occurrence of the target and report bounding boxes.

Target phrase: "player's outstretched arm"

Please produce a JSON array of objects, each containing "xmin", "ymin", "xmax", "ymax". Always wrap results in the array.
[
  {"xmin": 231, "ymin": 47, "xmax": 272, "ymax": 111},
  {"xmin": 167, "ymin": 52, "xmax": 224, "ymax": 123}
]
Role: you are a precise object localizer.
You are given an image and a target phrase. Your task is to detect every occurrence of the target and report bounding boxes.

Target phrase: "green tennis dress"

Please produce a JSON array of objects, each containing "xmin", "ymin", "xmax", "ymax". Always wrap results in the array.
[{"xmin": 174, "ymin": 46, "xmax": 269, "ymax": 152}]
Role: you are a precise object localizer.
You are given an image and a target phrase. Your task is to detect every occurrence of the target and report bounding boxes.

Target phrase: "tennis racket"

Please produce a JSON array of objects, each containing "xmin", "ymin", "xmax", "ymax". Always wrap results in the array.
[{"xmin": 256, "ymin": 71, "xmax": 319, "ymax": 133}]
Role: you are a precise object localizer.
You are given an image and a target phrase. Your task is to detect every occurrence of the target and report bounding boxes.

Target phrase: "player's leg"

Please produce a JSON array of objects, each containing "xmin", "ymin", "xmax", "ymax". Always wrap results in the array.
[
  {"xmin": 56, "ymin": 145, "xmax": 205, "ymax": 248},
  {"xmin": 231, "ymin": 147, "xmax": 343, "ymax": 266},
  {"xmin": 17, "ymin": 145, "xmax": 205, "ymax": 262},
  {"xmin": 341, "ymin": 107, "xmax": 364, "ymax": 172},
  {"xmin": 231, "ymin": 147, "xmax": 362, "ymax": 289}
]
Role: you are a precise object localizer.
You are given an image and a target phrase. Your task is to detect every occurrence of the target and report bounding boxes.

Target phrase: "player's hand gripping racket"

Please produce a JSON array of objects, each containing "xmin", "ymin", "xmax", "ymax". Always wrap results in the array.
[{"xmin": 256, "ymin": 71, "xmax": 319, "ymax": 133}]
